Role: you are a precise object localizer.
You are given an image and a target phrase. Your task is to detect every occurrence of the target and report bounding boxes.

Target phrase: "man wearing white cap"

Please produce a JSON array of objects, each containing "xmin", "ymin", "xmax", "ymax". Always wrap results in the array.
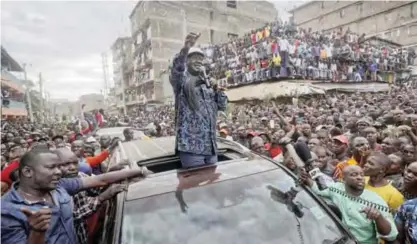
[{"xmin": 170, "ymin": 32, "xmax": 228, "ymax": 168}]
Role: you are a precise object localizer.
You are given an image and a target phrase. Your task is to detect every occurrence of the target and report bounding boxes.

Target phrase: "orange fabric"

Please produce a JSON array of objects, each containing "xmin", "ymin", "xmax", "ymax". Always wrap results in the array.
[
  {"xmin": 86, "ymin": 150, "xmax": 109, "ymax": 167},
  {"xmin": 333, "ymin": 157, "xmax": 358, "ymax": 180}
]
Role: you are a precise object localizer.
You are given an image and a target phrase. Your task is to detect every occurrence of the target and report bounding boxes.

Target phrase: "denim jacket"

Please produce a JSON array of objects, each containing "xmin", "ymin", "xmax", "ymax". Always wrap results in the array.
[
  {"xmin": 1, "ymin": 179, "xmax": 83, "ymax": 244},
  {"xmin": 170, "ymin": 51, "xmax": 228, "ymax": 155}
]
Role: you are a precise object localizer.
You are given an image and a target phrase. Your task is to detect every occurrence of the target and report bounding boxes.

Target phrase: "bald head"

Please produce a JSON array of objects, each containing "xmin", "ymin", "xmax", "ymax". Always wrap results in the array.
[
  {"xmin": 342, "ymin": 165, "xmax": 365, "ymax": 192},
  {"xmin": 55, "ymin": 148, "xmax": 77, "ymax": 163}
]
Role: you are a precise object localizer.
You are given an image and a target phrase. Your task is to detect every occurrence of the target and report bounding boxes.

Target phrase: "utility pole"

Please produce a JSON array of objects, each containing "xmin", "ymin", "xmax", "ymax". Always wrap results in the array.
[
  {"xmin": 45, "ymin": 91, "xmax": 51, "ymax": 122},
  {"xmin": 39, "ymin": 72, "xmax": 45, "ymax": 124},
  {"xmin": 23, "ymin": 63, "xmax": 34, "ymax": 123}
]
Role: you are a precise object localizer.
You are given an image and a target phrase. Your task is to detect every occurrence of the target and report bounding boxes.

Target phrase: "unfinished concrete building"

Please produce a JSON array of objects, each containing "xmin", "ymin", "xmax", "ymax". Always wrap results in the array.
[
  {"xmin": 290, "ymin": 1, "xmax": 417, "ymax": 48},
  {"xmin": 127, "ymin": 0, "xmax": 278, "ymax": 108},
  {"xmin": 111, "ymin": 37, "xmax": 133, "ymax": 115}
]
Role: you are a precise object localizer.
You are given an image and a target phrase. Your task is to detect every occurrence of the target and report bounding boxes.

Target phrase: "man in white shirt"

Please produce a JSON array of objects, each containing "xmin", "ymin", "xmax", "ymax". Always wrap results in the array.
[{"xmin": 279, "ymin": 37, "xmax": 290, "ymax": 76}]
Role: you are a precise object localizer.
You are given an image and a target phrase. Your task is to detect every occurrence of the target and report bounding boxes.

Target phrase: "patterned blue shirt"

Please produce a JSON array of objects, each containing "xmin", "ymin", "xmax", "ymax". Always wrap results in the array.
[
  {"xmin": 395, "ymin": 198, "xmax": 417, "ymax": 244},
  {"xmin": 1, "ymin": 178, "xmax": 83, "ymax": 244},
  {"xmin": 170, "ymin": 51, "xmax": 228, "ymax": 155}
]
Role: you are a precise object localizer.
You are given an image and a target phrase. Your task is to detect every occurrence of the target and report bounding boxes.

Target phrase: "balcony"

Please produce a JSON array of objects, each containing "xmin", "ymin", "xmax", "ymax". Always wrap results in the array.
[
  {"xmin": 1, "ymin": 70, "xmax": 25, "ymax": 93},
  {"xmin": 136, "ymin": 69, "xmax": 154, "ymax": 85},
  {"xmin": 122, "ymin": 58, "xmax": 134, "ymax": 73},
  {"xmin": 3, "ymin": 99, "xmax": 26, "ymax": 108},
  {"xmin": 126, "ymin": 95, "xmax": 139, "ymax": 106},
  {"xmin": 1, "ymin": 99, "xmax": 27, "ymax": 117}
]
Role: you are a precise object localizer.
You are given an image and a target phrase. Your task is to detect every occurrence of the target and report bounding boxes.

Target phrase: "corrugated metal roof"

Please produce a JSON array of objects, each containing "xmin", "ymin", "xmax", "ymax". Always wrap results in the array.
[
  {"xmin": 225, "ymin": 81, "xmax": 325, "ymax": 102},
  {"xmin": 311, "ymin": 82, "xmax": 390, "ymax": 93}
]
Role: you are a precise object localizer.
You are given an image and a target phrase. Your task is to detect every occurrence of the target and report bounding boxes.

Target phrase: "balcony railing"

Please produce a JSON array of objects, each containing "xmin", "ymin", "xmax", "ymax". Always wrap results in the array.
[
  {"xmin": 2, "ymin": 99, "xmax": 27, "ymax": 109},
  {"xmin": 1, "ymin": 70, "xmax": 25, "ymax": 93}
]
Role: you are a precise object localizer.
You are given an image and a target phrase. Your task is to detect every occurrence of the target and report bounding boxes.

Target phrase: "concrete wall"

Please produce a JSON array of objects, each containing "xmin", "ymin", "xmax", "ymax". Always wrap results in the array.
[
  {"xmin": 291, "ymin": 1, "xmax": 417, "ymax": 46},
  {"xmin": 52, "ymin": 101, "xmax": 74, "ymax": 118}
]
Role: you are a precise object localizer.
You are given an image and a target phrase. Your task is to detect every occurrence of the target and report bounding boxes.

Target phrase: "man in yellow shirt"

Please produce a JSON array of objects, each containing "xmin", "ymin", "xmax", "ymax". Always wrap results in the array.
[
  {"xmin": 363, "ymin": 151, "xmax": 404, "ymax": 211},
  {"xmin": 272, "ymin": 54, "xmax": 281, "ymax": 66}
]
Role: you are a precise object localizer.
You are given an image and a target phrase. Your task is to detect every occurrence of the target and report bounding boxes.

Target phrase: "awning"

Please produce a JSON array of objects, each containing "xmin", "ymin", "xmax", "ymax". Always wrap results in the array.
[
  {"xmin": 225, "ymin": 81, "xmax": 325, "ymax": 102},
  {"xmin": 311, "ymin": 82, "xmax": 390, "ymax": 93},
  {"xmin": 1, "ymin": 107, "xmax": 27, "ymax": 117}
]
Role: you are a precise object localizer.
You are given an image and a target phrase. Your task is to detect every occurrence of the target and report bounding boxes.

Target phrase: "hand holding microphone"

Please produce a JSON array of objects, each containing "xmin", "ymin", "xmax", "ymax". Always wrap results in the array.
[
  {"xmin": 200, "ymin": 66, "xmax": 211, "ymax": 88},
  {"xmin": 200, "ymin": 66, "xmax": 226, "ymax": 91}
]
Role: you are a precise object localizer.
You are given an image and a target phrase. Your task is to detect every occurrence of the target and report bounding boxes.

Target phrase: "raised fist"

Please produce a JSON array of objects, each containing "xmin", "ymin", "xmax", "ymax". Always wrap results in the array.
[{"xmin": 184, "ymin": 32, "xmax": 201, "ymax": 50}]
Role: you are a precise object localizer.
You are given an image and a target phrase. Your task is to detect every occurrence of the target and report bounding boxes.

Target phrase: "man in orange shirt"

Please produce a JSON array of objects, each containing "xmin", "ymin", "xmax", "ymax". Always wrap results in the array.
[{"xmin": 333, "ymin": 136, "xmax": 370, "ymax": 180}]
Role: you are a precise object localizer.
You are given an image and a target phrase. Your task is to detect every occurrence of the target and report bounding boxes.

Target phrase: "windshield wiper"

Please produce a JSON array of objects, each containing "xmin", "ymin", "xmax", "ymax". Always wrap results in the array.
[{"xmin": 267, "ymin": 185, "xmax": 304, "ymax": 218}]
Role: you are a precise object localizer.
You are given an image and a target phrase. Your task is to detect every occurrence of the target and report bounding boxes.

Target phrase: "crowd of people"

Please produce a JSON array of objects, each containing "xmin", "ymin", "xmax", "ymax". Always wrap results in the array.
[
  {"xmin": 197, "ymin": 20, "xmax": 415, "ymax": 88},
  {"xmin": 2, "ymin": 84, "xmax": 417, "ymax": 242},
  {"xmin": 2, "ymin": 24, "xmax": 417, "ymax": 244},
  {"xmin": 213, "ymin": 86, "xmax": 417, "ymax": 243},
  {"xmin": 1, "ymin": 111, "xmax": 153, "ymax": 244}
]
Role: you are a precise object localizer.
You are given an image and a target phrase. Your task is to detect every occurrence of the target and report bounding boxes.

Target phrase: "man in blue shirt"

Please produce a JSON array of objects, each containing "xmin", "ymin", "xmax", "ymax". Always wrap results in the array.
[
  {"xmin": 170, "ymin": 32, "xmax": 228, "ymax": 168},
  {"xmin": 1, "ymin": 148, "xmax": 148, "ymax": 244}
]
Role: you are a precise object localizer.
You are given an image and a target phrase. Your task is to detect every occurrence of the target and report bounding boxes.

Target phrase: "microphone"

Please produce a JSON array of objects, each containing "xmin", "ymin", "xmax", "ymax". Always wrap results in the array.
[
  {"xmin": 294, "ymin": 141, "xmax": 327, "ymax": 190},
  {"xmin": 200, "ymin": 66, "xmax": 211, "ymax": 88}
]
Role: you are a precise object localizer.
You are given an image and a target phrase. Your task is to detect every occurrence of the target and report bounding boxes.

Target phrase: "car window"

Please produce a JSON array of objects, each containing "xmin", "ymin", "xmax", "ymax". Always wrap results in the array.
[{"xmin": 121, "ymin": 170, "xmax": 345, "ymax": 244}]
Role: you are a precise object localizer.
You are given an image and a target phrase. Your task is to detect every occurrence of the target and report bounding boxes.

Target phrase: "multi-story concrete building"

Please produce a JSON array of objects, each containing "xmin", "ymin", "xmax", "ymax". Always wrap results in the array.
[
  {"xmin": 289, "ymin": 1, "xmax": 417, "ymax": 47},
  {"xmin": 111, "ymin": 37, "xmax": 133, "ymax": 115},
  {"xmin": 124, "ymin": 0, "xmax": 277, "ymax": 107},
  {"xmin": 1, "ymin": 46, "xmax": 28, "ymax": 119}
]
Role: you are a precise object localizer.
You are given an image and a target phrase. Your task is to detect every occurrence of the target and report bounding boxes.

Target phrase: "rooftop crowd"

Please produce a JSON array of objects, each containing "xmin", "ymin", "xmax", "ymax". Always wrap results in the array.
[{"xmin": 197, "ymin": 20, "xmax": 415, "ymax": 88}]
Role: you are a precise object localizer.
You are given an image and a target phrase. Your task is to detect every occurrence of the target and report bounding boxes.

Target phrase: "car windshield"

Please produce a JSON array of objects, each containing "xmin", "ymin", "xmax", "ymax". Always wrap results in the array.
[{"xmin": 121, "ymin": 169, "xmax": 345, "ymax": 244}]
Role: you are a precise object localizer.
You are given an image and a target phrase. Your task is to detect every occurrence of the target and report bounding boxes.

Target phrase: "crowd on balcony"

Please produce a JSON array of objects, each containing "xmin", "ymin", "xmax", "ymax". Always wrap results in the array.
[
  {"xmin": 1, "ymin": 86, "xmax": 25, "ymax": 108},
  {"xmin": 198, "ymin": 20, "xmax": 415, "ymax": 88}
]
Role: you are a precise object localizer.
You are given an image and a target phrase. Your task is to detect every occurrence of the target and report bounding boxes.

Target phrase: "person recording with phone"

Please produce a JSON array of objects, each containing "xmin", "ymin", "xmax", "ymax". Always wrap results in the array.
[{"xmin": 170, "ymin": 32, "xmax": 228, "ymax": 168}]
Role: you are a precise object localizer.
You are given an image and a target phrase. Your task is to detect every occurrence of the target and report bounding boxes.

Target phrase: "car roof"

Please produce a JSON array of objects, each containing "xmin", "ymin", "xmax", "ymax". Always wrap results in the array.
[
  {"xmin": 126, "ymin": 157, "xmax": 281, "ymax": 201},
  {"xmin": 120, "ymin": 136, "xmax": 282, "ymax": 201},
  {"xmin": 119, "ymin": 136, "xmax": 249, "ymax": 162}
]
